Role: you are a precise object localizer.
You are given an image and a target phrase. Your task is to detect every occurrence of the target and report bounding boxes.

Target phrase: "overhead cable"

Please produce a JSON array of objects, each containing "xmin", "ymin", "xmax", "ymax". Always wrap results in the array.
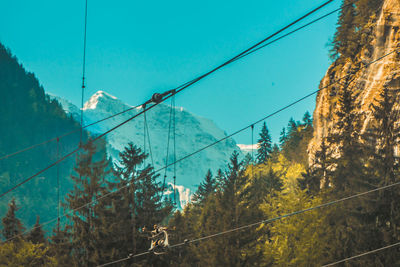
[
  {"xmin": 0, "ymin": 0, "xmax": 334, "ymax": 198},
  {"xmin": 322, "ymin": 241, "xmax": 400, "ymax": 266},
  {"xmin": 97, "ymin": 180, "xmax": 400, "ymax": 266},
  {"xmin": 6, "ymin": 46, "xmax": 400, "ymax": 245},
  {"xmin": 0, "ymin": 0, "xmax": 336, "ymax": 162},
  {"xmin": 80, "ymin": 0, "xmax": 88, "ymax": 144}
]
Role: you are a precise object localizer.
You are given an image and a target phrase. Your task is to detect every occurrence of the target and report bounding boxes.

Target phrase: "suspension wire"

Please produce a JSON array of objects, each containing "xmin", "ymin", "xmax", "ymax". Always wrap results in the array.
[
  {"xmin": 322, "ymin": 241, "xmax": 400, "ymax": 266},
  {"xmin": 172, "ymin": 95, "xmax": 177, "ymax": 205},
  {"xmin": 169, "ymin": 0, "xmax": 336, "ymax": 99},
  {"xmin": 97, "ymin": 180, "xmax": 400, "ymax": 267},
  {"xmin": 0, "ymin": 101, "xmax": 162, "ymax": 199},
  {"xmin": 144, "ymin": 111, "xmax": 155, "ymax": 167},
  {"xmin": 162, "ymin": 99, "xmax": 174, "ymax": 196},
  {"xmin": 143, "ymin": 106, "xmax": 147, "ymax": 167},
  {"xmin": 80, "ymin": 0, "xmax": 88, "ymax": 145},
  {"xmin": 56, "ymin": 138, "xmax": 61, "ymax": 234},
  {"xmin": 0, "ymin": 0, "xmax": 341, "ymax": 163},
  {"xmin": 234, "ymin": 0, "xmax": 357, "ymax": 62},
  {"xmin": 0, "ymin": 104, "xmax": 142, "ymax": 162},
  {"xmin": 3, "ymin": 0, "xmax": 334, "ymax": 196},
  {"xmin": 157, "ymin": 47, "xmax": 400, "ymax": 174},
  {"xmin": 5, "ymin": 46, "xmax": 399, "ymax": 243},
  {"xmin": 251, "ymin": 124, "xmax": 254, "ymax": 177}
]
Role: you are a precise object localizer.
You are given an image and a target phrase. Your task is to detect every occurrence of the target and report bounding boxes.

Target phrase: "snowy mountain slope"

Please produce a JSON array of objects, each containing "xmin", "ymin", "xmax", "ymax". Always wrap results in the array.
[
  {"xmin": 51, "ymin": 91, "xmax": 241, "ymax": 208},
  {"xmin": 236, "ymin": 144, "xmax": 258, "ymax": 155}
]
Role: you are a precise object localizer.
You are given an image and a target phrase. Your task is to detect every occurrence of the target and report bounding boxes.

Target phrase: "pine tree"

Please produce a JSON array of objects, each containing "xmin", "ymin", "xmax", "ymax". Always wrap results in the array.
[
  {"xmin": 330, "ymin": 0, "xmax": 358, "ymax": 60},
  {"xmin": 27, "ymin": 216, "xmax": 45, "ymax": 244},
  {"xmin": 2, "ymin": 198, "xmax": 25, "ymax": 241},
  {"xmin": 192, "ymin": 170, "xmax": 216, "ymax": 204},
  {"xmin": 299, "ymin": 139, "xmax": 331, "ymax": 194},
  {"xmin": 327, "ymin": 83, "xmax": 367, "ymax": 194},
  {"xmin": 270, "ymin": 144, "xmax": 280, "ymax": 162},
  {"xmin": 49, "ymin": 225, "xmax": 72, "ymax": 265},
  {"xmin": 287, "ymin": 118, "xmax": 298, "ymax": 134},
  {"xmin": 64, "ymin": 139, "xmax": 111, "ymax": 266},
  {"xmin": 264, "ymin": 167, "xmax": 283, "ymax": 195},
  {"xmin": 113, "ymin": 143, "xmax": 145, "ymax": 257},
  {"xmin": 279, "ymin": 127, "xmax": 287, "ymax": 148},
  {"xmin": 324, "ymin": 82, "xmax": 379, "ymax": 264},
  {"xmin": 105, "ymin": 142, "xmax": 172, "ymax": 265},
  {"xmin": 195, "ymin": 151, "xmax": 258, "ymax": 266},
  {"xmin": 302, "ymin": 111, "xmax": 312, "ymax": 127},
  {"xmin": 363, "ymin": 88, "xmax": 400, "ymax": 264},
  {"xmin": 281, "ymin": 118, "xmax": 310, "ymax": 164},
  {"xmin": 256, "ymin": 122, "xmax": 272, "ymax": 164}
]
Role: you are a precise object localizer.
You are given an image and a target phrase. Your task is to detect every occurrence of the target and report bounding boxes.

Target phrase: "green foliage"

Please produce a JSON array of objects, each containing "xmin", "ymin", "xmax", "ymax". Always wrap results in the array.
[
  {"xmin": 192, "ymin": 170, "xmax": 216, "ymax": 204},
  {"xmin": 280, "ymin": 113, "xmax": 314, "ymax": 166},
  {"xmin": 299, "ymin": 139, "xmax": 331, "ymax": 194},
  {"xmin": 362, "ymin": 88, "xmax": 400, "ymax": 264},
  {"xmin": 0, "ymin": 240, "xmax": 57, "ymax": 267},
  {"xmin": 27, "ymin": 216, "xmax": 46, "ymax": 245},
  {"xmin": 64, "ymin": 139, "xmax": 112, "ymax": 266},
  {"xmin": 0, "ymin": 42, "xmax": 87, "ymax": 230},
  {"xmin": 330, "ymin": 0, "xmax": 383, "ymax": 61},
  {"xmin": 261, "ymin": 188, "xmax": 330, "ymax": 266},
  {"xmin": 256, "ymin": 122, "xmax": 272, "ymax": 164},
  {"xmin": 2, "ymin": 198, "xmax": 24, "ymax": 240}
]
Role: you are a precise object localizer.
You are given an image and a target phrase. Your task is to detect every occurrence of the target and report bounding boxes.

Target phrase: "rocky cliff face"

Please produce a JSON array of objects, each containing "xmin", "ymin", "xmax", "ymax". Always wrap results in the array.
[{"xmin": 309, "ymin": 0, "xmax": 400, "ymax": 159}]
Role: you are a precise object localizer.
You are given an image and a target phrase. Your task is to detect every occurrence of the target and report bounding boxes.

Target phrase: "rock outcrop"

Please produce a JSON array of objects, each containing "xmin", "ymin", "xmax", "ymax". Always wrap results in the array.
[{"xmin": 309, "ymin": 0, "xmax": 400, "ymax": 159}]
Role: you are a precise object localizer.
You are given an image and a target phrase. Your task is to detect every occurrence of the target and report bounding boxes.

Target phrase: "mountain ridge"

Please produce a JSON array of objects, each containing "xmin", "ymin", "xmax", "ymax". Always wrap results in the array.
[{"xmin": 51, "ymin": 90, "xmax": 242, "ymax": 208}]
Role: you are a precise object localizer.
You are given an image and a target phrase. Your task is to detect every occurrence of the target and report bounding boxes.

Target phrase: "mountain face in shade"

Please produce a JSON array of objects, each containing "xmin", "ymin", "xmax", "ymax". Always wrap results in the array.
[
  {"xmin": 0, "ymin": 43, "xmax": 87, "ymax": 228},
  {"xmin": 53, "ymin": 90, "xmax": 241, "ymax": 208}
]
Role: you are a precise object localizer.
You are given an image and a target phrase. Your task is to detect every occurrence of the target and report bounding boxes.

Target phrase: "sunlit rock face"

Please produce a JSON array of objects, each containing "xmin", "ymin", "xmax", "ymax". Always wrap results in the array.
[{"xmin": 309, "ymin": 0, "xmax": 400, "ymax": 161}]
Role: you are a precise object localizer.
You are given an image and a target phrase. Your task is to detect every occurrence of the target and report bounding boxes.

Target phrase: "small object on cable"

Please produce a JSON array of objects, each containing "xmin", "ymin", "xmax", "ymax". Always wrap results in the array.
[
  {"xmin": 151, "ymin": 93, "xmax": 163, "ymax": 103},
  {"xmin": 184, "ymin": 239, "xmax": 189, "ymax": 244},
  {"xmin": 148, "ymin": 89, "xmax": 177, "ymax": 105},
  {"xmin": 142, "ymin": 224, "xmax": 170, "ymax": 255}
]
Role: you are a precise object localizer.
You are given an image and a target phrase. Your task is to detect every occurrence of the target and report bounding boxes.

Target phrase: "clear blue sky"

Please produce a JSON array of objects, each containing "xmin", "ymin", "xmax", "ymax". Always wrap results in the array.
[{"xmin": 0, "ymin": 0, "xmax": 340, "ymax": 144}]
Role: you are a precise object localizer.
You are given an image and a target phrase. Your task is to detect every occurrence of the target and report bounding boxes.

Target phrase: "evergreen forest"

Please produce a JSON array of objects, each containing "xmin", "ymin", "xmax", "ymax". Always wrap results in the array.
[{"xmin": 2, "ymin": 0, "xmax": 400, "ymax": 266}]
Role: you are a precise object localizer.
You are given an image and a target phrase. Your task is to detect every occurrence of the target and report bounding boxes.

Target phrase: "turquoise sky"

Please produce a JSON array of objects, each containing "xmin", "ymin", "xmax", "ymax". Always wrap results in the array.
[{"xmin": 0, "ymin": 0, "xmax": 341, "ymax": 144}]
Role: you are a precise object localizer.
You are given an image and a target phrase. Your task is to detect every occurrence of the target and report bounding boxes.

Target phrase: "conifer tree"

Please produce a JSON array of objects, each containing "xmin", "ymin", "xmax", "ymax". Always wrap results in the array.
[
  {"xmin": 270, "ymin": 144, "xmax": 280, "ymax": 162},
  {"xmin": 106, "ymin": 142, "xmax": 172, "ymax": 265},
  {"xmin": 287, "ymin": 118, "xmax": 298, "ymax": 134},
  {"xmin": 363, "ymin": 88, "xmax": 400, "ymax": 264},
  {"xmin": 2, "ymin": 198, "xmax": 25, "ymax": 241},
  {"xmin": 195, "ymin": 151, "xmax": 257, "ymax": 266},
  {"xmin": 264, "ymin": 167, "xmax": 283, "ymax": 195},
  {"xmin": 256, "ymin": 122, "xmax": 272, "ymax": 164},
  {"xmin": 331, "ymin": 0, "xmax": 358, "ymax": 60},
  {"xmin": 64, "ymin": 139, "xmax": 111, "ymax": 266},
  {"xmin": 281, "ymin": 118, "xmax": 309, "ymax": 163},
  {"xmin": 324, "ymin": 82, "xmax": 379, "ymax": 263},
  {"xmin": 279, "ymin": 127, "xmax": 287, "ymax": 148},
  {"xmin": 27, "ymin": 216, "xmax": 45, "ymax": 244},
  {"xmin": 49, "ymin": 225, "xmax": 72, "ymax": 265},
  {"xmin": 299, "ymin": 139, "xmax": 331, "ymax": 194},
  {"xmin": 192, "ymin": 170, "xmax": 216, "ymax": 204},
  {"xmin": 302, "ymin": 111, "xmax": 312, "ymax": 127},
  {"xmin": 113, "ymin": 143, "xmax": 146, "ymax": 257},
  {"xmin": 327, "ymin": 83, "xmax": 367, "ymax": 194}
]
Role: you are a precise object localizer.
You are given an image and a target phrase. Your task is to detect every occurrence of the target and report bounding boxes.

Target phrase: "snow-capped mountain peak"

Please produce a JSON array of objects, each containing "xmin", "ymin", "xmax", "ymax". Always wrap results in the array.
[
  {"xmin": 83, "ymin": 90, "xmax": 125, "ymax": 111},
  {"xmin": 51, "ymin": 90, "xmax": 242, "ymax": 209}
]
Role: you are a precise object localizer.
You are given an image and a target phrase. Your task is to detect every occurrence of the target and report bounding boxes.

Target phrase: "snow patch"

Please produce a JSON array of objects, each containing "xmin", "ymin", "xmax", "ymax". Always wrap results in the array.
[
  {"xmin": 55, "ymin": 90, "xmax": 241, "ymax": 209},
  {"xmin": 237, "ymin": 143, "xmax": 258, "ymax": 154}
]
